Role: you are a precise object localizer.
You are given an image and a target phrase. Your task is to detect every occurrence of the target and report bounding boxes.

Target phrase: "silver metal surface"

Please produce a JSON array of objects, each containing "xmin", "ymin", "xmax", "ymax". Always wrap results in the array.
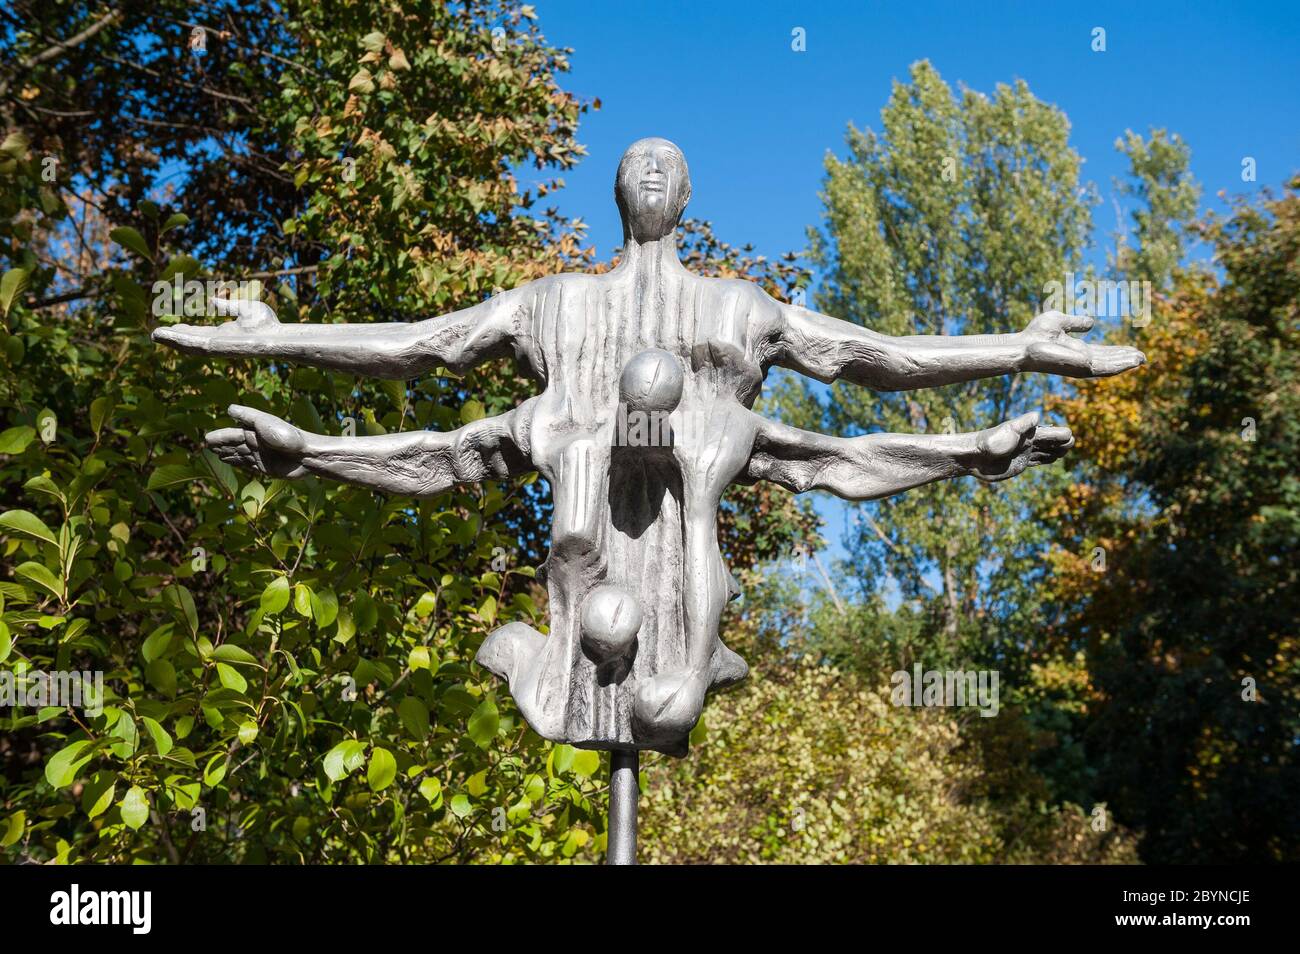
[{"xmin": 606, "ymin": 750, "xmax": 639, "ymax": 865}]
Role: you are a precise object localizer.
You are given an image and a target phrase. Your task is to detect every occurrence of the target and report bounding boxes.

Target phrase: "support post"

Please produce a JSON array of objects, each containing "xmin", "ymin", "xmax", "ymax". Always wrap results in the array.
[{"xmin": 606, "ymin": 749, "xmax": 639, "ymax": 865}]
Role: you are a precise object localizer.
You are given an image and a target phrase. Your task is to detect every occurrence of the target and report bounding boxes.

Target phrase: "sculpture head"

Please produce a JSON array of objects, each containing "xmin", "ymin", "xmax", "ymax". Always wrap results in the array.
[{"xmin": 614, "ymin": 137, "xmax": 691, "ymax": 244}]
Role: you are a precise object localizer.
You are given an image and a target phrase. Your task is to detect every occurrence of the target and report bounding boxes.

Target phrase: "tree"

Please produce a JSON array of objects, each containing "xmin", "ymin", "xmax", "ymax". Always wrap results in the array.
[
  {"xmin": 1044, "ymin": 177, "xmax": 1300, "ymax": 862},
  {"xmin": 805, "ymin": 60, "xmax": 1092, "ymax": 667},
  {"xmin": 1109, "ymin": 129, "xmax": 1200, "ymax": 290}
]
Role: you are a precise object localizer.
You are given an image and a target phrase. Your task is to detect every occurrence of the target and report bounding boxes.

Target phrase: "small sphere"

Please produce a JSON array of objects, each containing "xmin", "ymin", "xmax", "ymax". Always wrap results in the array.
[
  {"xmin": 619, "ymin": 349, "xmax": 684, "ymax": 414},
  {"xmin": 580, "ymin": 584, "xmax": 642, "ymax": 664},
  {"xmin": 633, "ymin": 670, "xmax": 706, "ymax": 740}
]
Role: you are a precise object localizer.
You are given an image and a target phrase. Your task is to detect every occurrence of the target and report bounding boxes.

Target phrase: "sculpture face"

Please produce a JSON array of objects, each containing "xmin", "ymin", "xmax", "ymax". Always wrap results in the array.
[{"xmin": 614, "ymin": 137, "xmax": 691, "ymax": 243}]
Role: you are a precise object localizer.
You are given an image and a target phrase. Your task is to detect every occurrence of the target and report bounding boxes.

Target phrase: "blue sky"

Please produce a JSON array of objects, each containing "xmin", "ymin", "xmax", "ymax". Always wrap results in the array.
[
  {"xmin": 526, "ymin": 0, "xmax": 1299, "ymax": 579},
  {"xmin": 531, "ymin": 0, "xmax": 1298, "ymax": 261}
]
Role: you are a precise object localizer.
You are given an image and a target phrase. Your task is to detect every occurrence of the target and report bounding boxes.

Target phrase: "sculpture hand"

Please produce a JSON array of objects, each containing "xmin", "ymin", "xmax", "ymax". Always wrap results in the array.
[
  {"xmin": 152, "ymin": 297, "xmax": 281, "ymax": 355},
  {"xmin": 1020, "ymin": 310, "xmax": 1145, "ymax": 378},
  {"xmin": 205, "ymin": 404, "xmax": 309, "ymax": 478},
  {"xmin": 965, "ymin": 412, "xmax": 1073, "ymax": 482}
]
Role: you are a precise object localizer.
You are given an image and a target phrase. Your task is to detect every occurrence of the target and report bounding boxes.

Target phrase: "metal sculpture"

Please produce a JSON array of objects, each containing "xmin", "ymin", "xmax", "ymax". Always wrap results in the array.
[{"xmin": 153, "ymin": 137, "xmax": 1145, "ymax": 863}]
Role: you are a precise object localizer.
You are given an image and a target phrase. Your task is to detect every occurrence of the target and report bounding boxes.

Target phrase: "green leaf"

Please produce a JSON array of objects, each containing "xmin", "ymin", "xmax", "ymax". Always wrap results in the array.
[
  {"xmin": 237, "ymin": 719, "xmax": 258, "ymax": 745},
  {"xmin": 572, "ymin": 749, "xmax": 600, "ymax": 778},
  {"xmin": 0, "ymin": 267, "xmax": 29, "ymax": 316},
  {"xmin": 367, "ymin": 747, "xmax": 397, "ymax": 791},
  {"xmin": 466, "ymin": 769, "xmax": 487, "ymax": 797},
  {"xmin": 408, "ymin": 645, "xmax": 432, "ymax": 671},
  {"xmin": 449, "ymin": 793, "xmax": 472, "ymax": 818},
  {"xmin": 203, "ymin": 753, "xmax": 228, "ymax": 787},
  {"xmin": 164, "ymin": 584, "xmax": 198, "ymax": 636},
  {"xmin": 210, "ymin": 644, "xmax": 259, "ymax": 666},
  {"xmin": 261, "ymin": 576, "xmax": 290, "ymax": 614},
  {"xmin": 398, "ymin": 696, "xmax": 430, "ymax": 739},
  {"xmin": 309, "ymin": 587, "xmax": 338, "ymax": 628},
  {"xmin": 90, "ymin": 396, "xmax": 115, "ymax": 436},
  {"xmin": 0, "ymin": 130, "xmax": 29, "ymax": 159},
  {"xmin": 293, "ymin": 582, "xmax": 313, "ymax": 617},
  {"xmin": 16, "ymin": 561, "xmax": 63, "ymax": 599},
  {"xmin": 0, "ymin": 510, "xmax": 57, "ymax": 546},
  {"xmin": 120, "ymin": 786, "xmax": 149, "ymax": 830},
  {"xmin": 162, "ymin": 212, "xmax": 190, "ymax": 233},
  {"xmin": 141, "ymin": 716, "xmax": 173, "ymax": 756},
  {"xmin": 0, "ymin": 426, "xmax": 35, "ymax": 455},
  {"xmin": 146, "ymin": 658, "xmax": 176, "ymax": 695},
  {"xmin": 216, "ymin": 662, "xmax": 247, "ymax": 693},
  {"xmin": 109, "ymin": 226, "xmax": 153, "ymax": 262},
  {"xmin": 23, "ymin": 474, "xmax": 63, "ymax": 502},
  {"xmin": 689, "ymin": 714, "xmax": 708, "ymax": 746},
  {"xmin": 467, "ymin": 698, "xmax": 499, "ymax": 748},
  {"xmin": 552, "ymin": 743, "xmax": 576, "ymax": 774},
  {"xmin": 1, "ymin": 811, "xmax": 25, "ymax": 847},
  {"xmin": 0, "ymin": 621, "xmax": 10, "ymax": 663},
  {"xmin": 334, "ymin": 608, "xmax": 356, "ymax": 644},
  {"xmin": 146, "ymin": 464, "xmax": 198, "ymax": 490},
  {"xmin": 324, "ymin": 740, "xmax": 365, "ymax": 782},
  {"xmin": 141, "ymin": 624, "xmax": 174, "ymax": 664},
  {"xmin": 80, "ymin": 771, "xmax": 117, "ymax": 819},
  {"xmin": 45, "ymin": 739, "xmax": 92, "ymax": 788},
  {"xmin": 460, "ymin": 399, "xmax": 486, "ymax": 424},
  {"xmin": 418, "ymin": 776, "xmax": 442, "ymax": 804}
]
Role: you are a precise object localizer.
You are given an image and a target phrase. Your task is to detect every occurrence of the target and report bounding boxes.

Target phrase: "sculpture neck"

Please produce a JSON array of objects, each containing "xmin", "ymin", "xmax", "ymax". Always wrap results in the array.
[{"xmin": 617, "ymin": 233, "xmax": 685, "ymax": 283}]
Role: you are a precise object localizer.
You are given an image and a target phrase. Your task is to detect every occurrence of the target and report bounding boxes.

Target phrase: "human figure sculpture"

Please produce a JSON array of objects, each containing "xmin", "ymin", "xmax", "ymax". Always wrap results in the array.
[{"xmin": 153, "ymin": 137, "xmax": 1144, "ymax": 764}]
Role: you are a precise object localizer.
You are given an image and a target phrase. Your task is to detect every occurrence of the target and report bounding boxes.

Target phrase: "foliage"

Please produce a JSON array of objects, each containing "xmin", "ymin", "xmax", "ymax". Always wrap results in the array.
[
  {"xmin": 1, "ymin": 0, "xmax": 615, "ymax": 864},
  {"xmin": 1042, "ymin": 178, "xmax": 1300, "ymax": 862},
  {"xmin": 640, "ymin": 654, "xmax": 1137, "ymax": 864}
]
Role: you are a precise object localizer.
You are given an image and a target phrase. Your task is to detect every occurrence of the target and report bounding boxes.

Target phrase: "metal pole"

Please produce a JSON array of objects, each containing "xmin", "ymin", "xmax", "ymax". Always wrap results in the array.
[{"xmin": 606, "ymin": 749, "xmax": 639, "ymax": 865}]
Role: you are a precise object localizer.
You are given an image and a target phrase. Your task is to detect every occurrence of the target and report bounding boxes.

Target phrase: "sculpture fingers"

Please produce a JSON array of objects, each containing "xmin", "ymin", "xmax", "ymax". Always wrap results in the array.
[
  {"xmin": 1088, "ymin": 344, "xmax": 1147, "ymax": 376},
  {"xmin": 1033, "ymin": 424, "xmax": 1073, "ymax": 446},
  {"xmin": 204, "ymin": 426, "xmax": 251, "ymax": 450},
  {"xmin": 1034, "ymin": 310, "xmax": 1094, "ymax": 334},
  {"xmin": 210, "ymin": 296, "xmax": 279, "ymax": 328},
  {"xmin": 1060, "ymin": 312, "xmax": 1095, "ymax": 334},
  {"xmin": 975, "ymin": 411, "xmax": 1038, "ymax": 459},
  {"xmin": 226, "ymin": 404, "xmax": 307, "ymax": 456},
  {"xmin": 151, "ymin": 324, "xmax": 216, "ymax": 353}
]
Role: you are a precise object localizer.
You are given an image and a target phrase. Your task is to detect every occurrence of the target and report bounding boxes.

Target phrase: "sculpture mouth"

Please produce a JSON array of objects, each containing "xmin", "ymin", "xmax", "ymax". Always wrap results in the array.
[{"xmin": 639, "ymin": 178, "xmax": 665, "ymax": 194}]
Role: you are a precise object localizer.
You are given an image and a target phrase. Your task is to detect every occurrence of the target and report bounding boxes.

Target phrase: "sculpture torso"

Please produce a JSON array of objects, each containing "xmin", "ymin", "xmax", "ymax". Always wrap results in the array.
[{"xmin": 479, "ymin": 257, "xmax": 784, "ymax": 753}]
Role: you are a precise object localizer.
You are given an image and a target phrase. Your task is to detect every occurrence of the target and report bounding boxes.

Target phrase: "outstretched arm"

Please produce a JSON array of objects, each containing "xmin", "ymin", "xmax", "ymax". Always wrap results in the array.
[
  {"xmin": 152, "ymin": 287, "xmax": 532, "ymax": 379},
  {"xmin": 771, "ymin": 303, "xmax": 1145, "ymax": 392},
  {"xmin": 745, "ymin": 410, "xmax": 1073, "ymax": 500},
  {"xmin": 205, "ymin": 402, "xmax": 534, "ymax": 496}
]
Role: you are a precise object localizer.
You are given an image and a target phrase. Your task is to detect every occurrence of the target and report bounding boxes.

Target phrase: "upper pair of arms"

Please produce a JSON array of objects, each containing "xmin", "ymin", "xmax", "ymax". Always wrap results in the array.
[{"xmin": 154, "ymin": 284, "xmax": 1144, "ymax": 388}]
